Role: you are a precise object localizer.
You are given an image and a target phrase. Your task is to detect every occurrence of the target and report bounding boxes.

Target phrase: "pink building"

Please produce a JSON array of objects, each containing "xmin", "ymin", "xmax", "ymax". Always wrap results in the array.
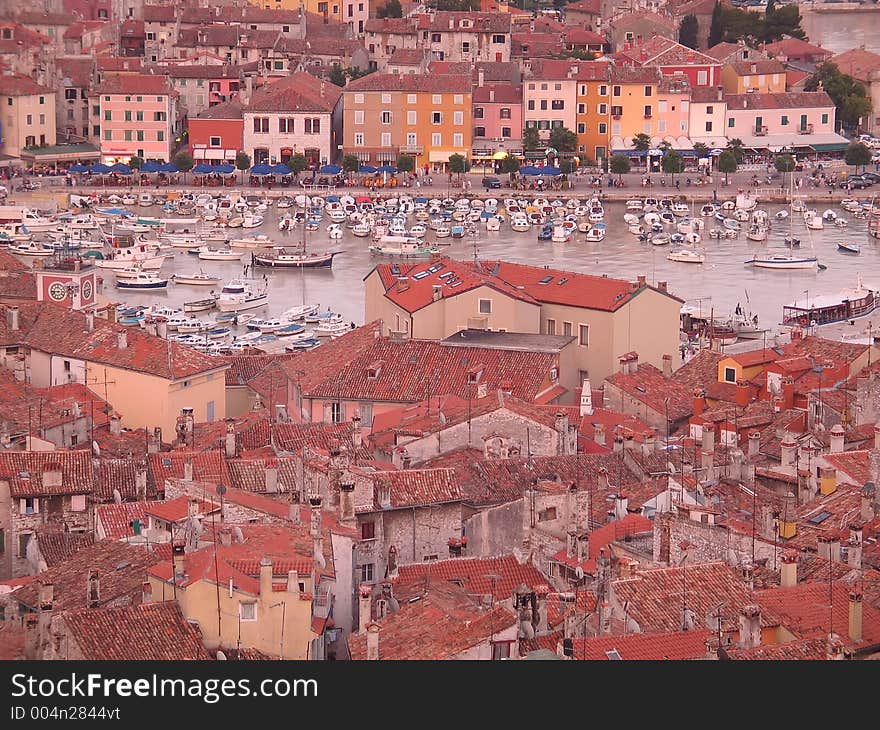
[
  {"xmin": 472, "ymin": 79, "xmax": 523, "ymax": 168},
  {"xmin": 617, "ymin": 37, "xmax": 721, "ymax": 88},
  {"xmin": 656, "ymin": 76, "xmax": 691, "ymax": 139},
  {"xmin": 92, "ymin": 73, "xmax": 179, "ymax": 163}
]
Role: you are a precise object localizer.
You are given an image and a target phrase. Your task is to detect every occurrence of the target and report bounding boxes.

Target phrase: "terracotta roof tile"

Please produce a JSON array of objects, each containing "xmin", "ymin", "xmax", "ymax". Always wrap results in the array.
[
  {"xmin": 35, "ymin": 528, "xmax": 94, "ymax": 567},
  {"xmin": 727, "ymin": 59, "xmax": 787, "ymax": 76},
  {"xmin": 765, "ymin": 37, "xmax": 832, "ymax": 60},
  {"xmin": 428, "ymin": 11, "xmax": 510, "ymax": 33},
  {"xmin": 345, "ymin": 73, "xmax": 472, "ymax": 93},
  {"xmin": 576, "ymin": 628, "xmax": 712, "ymax": 660},
  {"xmin": 94, "ymin": 72, "xmax": 172, "ymax": 96},
  {"xmin": 364, "ymin": 468, "xmax": 462, "ymax": 510},
  {"xmin": 606, "ymin": 362, "xmax": 695, "ymax": 422},
  {"xmin": 148, "ymin": 450, "xmax": 229, "ymax": 489},
  {"xmin": 96, "ymin": 500, "xmax": 163, "ymax": 540},
  {"xmin": 0, "ymin": 450, "xmax": 92, "ymax": 497},
  {"xmin": 227, "ymin": 456, "xmax": 298, "ymax": 494},
  {"xmin": 0, "ymin": 73, "xmax": 53, "ymax": 96},
  {"xmin": 724, "ymin": 90, "xmax": 834, "ymax": 110},
  {"xmin": 395, "ymin": 554, "xmax": 546, "ymax": 600},
  {"xmin": 61, "ymin": 601, "xmax": 210, "ymax": 660}
]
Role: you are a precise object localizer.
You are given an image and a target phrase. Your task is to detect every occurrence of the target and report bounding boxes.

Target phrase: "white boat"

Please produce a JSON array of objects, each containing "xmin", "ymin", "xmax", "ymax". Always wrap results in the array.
[
  {"xmin": 369, "ymin": 236, "xmax": 440, "ymax": 257},
  {"xmin": 93, "ymin": 246, "xmax": 168, "ymax": 270},
  {"xmin": 803, "ymin": 210, "xmax": 824, "ymax": 230},
  {"xmin": 314, "ymin": 320, "xmax": 350, "ymax": 337},
  {"xmin": 183, "ymin": 297, "xmax": 218, "ymax": 313},
  {"xmin": 352, "ymin": 221, "xmax": 372, "ymax": 237},
  {"xmin": 822, "ymin": 209, "xmax": 837, "ymax": 222},
  {"xmin": 746, "ymin": 224, "xmax": 768, "ymax": 242},
  {"xmin": 177, "ymin": 318, "xmax": 209, "ymax": 333},
  {"xmin": 625, "ymin": 199, "xmax": 644, "ymax": 212},
  {"xmin": 667, "ymin": 248, "xmax": 705, "ymax": 264},
  {"xmin": 485, "ymin": 216, "xmax": 501, "ymax": 232},
  {"xmin": 241, "ymin": 213, "xmax": 264, "ymax": 229},
  {"xmin": 230, "ymin": 235, "xmax": 274, "ymax": 249},
  {"xmin": 197, "ymin": 247, "xmax": 242, "ymax": 261},
  {"xmin": 700, "ymin": 204, "xmax": 716, "ymax": 217},
  {"xmin": 116, "ymin": 272, "xmax": 169, "ymax": 289},
  {"xmin": 650, "ymin": 232, "xmax": 670, "ymax": 246},
  {"xmin": 172, "ymin": 272, "xmax": 221, "ymax": 286},
  {"xmin": 114, "ymin": 265, "xmax": 150, "ymax": 280},
  {"xmin": 9, "ymin": 241, "xmax": 54, "ymax": 256},
  {"xmin": 327, "ymin": 223, "xmax": 344, "ymax": 239},
  {"xmin": 745, "ymin": 254, "xmax": 818, "ymax": 270},
  {"xmin": 216, "ymin": 277, "xmax": 269, "ymax": 312},
  {"xmin": 585, "ymin": 225, "xmax": 605, "ymax": 243},
  {"xmin": 551, "ymin": 225, "xmax": 571, "ymax": 243},
  {"xmin": 138, "ymin": 193, "xmax": 154, "ymax": 207},
  {"xmin": 282, "ymin": 303, "xmax": 320, "ymax": 321},
  {"xmin": 782, "ymin": 275, "xmax": 877, "ymax": 326}
]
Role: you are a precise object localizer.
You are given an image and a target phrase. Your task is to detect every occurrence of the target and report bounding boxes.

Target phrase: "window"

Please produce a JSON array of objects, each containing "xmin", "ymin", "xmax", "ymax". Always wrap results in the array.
[
  {"xmin": 491, "ymin": 642, "xmax": 511, "ymax": 660},
  {"xmin": 361, "ymin": 521, "xmax": 376, "ymax": 540},
  {"xmin": 18, "ymin": 532, "xmax": 31, "ymax": 559},
  {"xmin": 781, "ymin": 115, "xmax": 788, "ymax": 126},
  {"xmin": 0, "ymin": 527, "xmax": 3, "ymax": 554},
  {"xmin": 475, "ymin": 126, "xmax": 486, "ymax": 137},
  {"xmin": 104, "ymin": 130, "xmax": 112, "ymax": 140},
  {"xmin": 354, "ymin": 93, "xmax": 364, "ymax": 104},
  {"xmin": 501, "ymin": 127, "xmax": 511, "ymax": 137},
  {"xmin": 65, "ymin": 88, "xmax": 77, "ymax": 100},
  {"xmin": 453, "ymin": 111, "xmax": 463, "ymax": 125},
  {"xmin": 253, "ymin": 117, "xmax": 269, "ymax": 133},
  {"xmin": 239, "ymin": 602, "xmax": 257, "ymax": 621},
  {"xmin": 538, "ymin": 507, "xmax": 557, "ymax": 521},
  {"xmin": 432, "ymin": 111, "xmax": 442, "ymax": 124},
  {"xmin": 551, "ymin": 100, "xmax": 564, "ymax": 110},
  {"xmin": 354, "ymin": 110, "xmax": 365, "ymax": 125},
  {"xmin": 137, "ymin": 130, "xmax": 144, "ymax": 141},
  {"xmin": 527, "ymin": 100, "xmax": 535, "ymax": 111},
  {"xmin": 124, "ymin": 110, "xmax": 132, "ymax": 122},
  {"xmin": 381, "ymin": 132, "xmax": 391, "ymax": 146},
  {"xmin": 598, "ymin": 122, "xmax": 607, "ymax": 134},
  {"xmin": 154, "ymin": 111, "xmax": 166, "ymax": 121},
  {"xmin": 124, "ymin": 130, "xmax": 132, "ymax": 141},
  {"xmin": 407, "ymin": 132, "xmax": 418, "ymax": 145},
  {"xmin": 304, "ymin": 118, "xmax": 320, "ymax": 134},
  {"xmin": 92, "ymin": 125, "xmax": 100, "ymax": 136},
  {"xmin": 407, "ymin": 94, "xmax": 417, "ymax": 104},
  {"xmin": 432, "ymin": 94, "xmax": 442, "ymax": 104},
  {"xmin": 540, "ymin": 100, "xmax": 548, "ymax": 111},
  {"xmin": 599, "ymin": 85, "xmax": 607, "ymax": 96},
  {"xmin": 136, "ymin": 111, "xmax": 144, "ymax": 122},
  {"xmin": 157, "ymin": 131, "xmax": 164, "ymax": 142},
  {"xmin": 453, "ymin": 133, "xmax": 463, "ymax": 147},
  {"xmin": 705, "ymin": 121, "xmax": 713, "ymax": 132},
  {"xmin": 39, "ymin": 96, "xmax": 44, "ymax": 105},
  {"xmin": 407, "ymin": 110, "xmax": 416, "ymax": 125},
  {"xmin": 578, "ymin": 103, "xmax": 586, "ymax": 114},
  {"xmin": 569, "ymin": 324, "xmax": 588, "ymax": 350},
  {"xmin": 462, "ymin": 42, "xmax": 470, "ymax": 53},
  {"xmin": 479, "ymin": 298, "xmax": 492, "ymax": 314},
  {"xmin": 360, "ymin": 563, "xmax": 374, "ymax": 583},
  {"xmin": 492, "ymin": 34, "xmax": 505, "ymax": 43},
  {"xmin": 453, "ymin": 94, "xmax": 463, "ymax": 105},
  {"xmin": 645, "ymin": 85, "xmax": 653, "ymax": 97},
  {"xmin": 728, "ymin": 117, "xmax": 735, "ymax": 128},
  {"xmin": 598, "ymin": 103, "xmax": 607, "ymax": 115},
  {"xmin": 563, "ymin": 321, "xmax": 572, "ymax": 337},
  {"xmin": 279, "ymin": 118, "xmax": 295, "ymax": 133},
  {"xmin": 23, "ymin": 497, "xmax": 37, "ymax": 515},
  {"xmin": 71, "ymin": 494, "xmax": 86, "ymax": 512},
  {"xmin": 381, "ymin": 110, "xmax": 392, "ymax": 124},
  {"xmin": 104, "ymin": 110, "xmax": 111, "ymax": 121},
  {"xmin": 354, "ymin": 132, "xmax": 364, "ymax": 146},
  {"xmin": 432, "ymin": 133, "xmax": 441, "ymax": 145},
  {"xmin": 613, "ymin": 85, "xmax": 621, "ymax": 96},
  {"xmin": 210, "ymin": 136, "xmax": 221, "ymax": 147},
  {"xmin": 644, "ymin": 105, "xmax": 652, "ymax": 118},
  {"xmin": 330, "ymin": 401, "xmax": 343, "ymax": 423},
  {"xmin": 724, "ymin": 367, "xmax": 737, "ymax": 383},
  {"xmin": 431, "ymin": 33, "xmax": 441, "ymax": 43},
  {"xmin": 821, "ymin": 113, "xmax": 829, "ymax": 125},
  {"xmin": 546, "ymin": 318, "xmax": 556, "ymax": 335}
]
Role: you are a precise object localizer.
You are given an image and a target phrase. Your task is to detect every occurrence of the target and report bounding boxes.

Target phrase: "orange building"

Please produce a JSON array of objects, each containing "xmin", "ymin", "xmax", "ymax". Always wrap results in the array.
[
  {"xmin": 342, "ymin": 74, "xmax": 472, "ymax": 173},
  {"xmin": 574, "ymin": 62, "xmax": 611, "ymax": 167}
]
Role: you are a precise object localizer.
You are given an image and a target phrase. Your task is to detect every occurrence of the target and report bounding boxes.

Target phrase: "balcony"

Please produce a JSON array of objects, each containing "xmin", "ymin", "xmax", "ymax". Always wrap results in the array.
[
  {"xmin": 399, "ymin": 144, "xmax": 423, "ymax": 154},
  {"xmin": 644, "ymin": 114, "xmax": 652, "ymax": 119},
  {"xmin": 797, "ymin": 124, "xmax": 814, "ymax": 135},
  {"xmin": 612, "ymin": 114, "xmax": 621, "ymax": 120},
  {"xmin": 754, "ymin": 126, "xmax": 768, "ymax": 136}
]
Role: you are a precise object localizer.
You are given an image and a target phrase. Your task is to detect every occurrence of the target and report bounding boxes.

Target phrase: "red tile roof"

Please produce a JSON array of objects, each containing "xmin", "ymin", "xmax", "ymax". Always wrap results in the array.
[
  {"xmin": 725, "ymin": 90, "xmax": 835, "ymax": 110},
  {"xmin": 246, "ymin": 71, "xmax": 341, "ymax": 113},
  {"xmin": 0, "ymin": 450, "xmax": 92, "ymax": 497},
  {"xmin": 551, "ymin": 513, "xmax": 653, "ymax": 574},
  {"xmin": 272, "ymin": 421, "xmax": 367, "ymax": 456},
  {"xmin": 764, "ymin": 37, "xmax": 832, "ymax": 61},
  {"xmin": 227, "ymin": 456, "xmax": 299, "ymax": 494},
  {"xmin": 472, "ymin": 83, "xmax": 522, "ymax": 104},
  {"xmin": 822, "ymin": 450, "xmax": 872, "ymax": 486},
  {"xmin": 605, "ymin": 362, "xmax": 695, "ymax": 422},
  {"xmin": 724, "ymin": 636, "xmax": 828, "ymax": 660},
  {"xmin": 0, "ymin": 73, "xmax": 53, "ymax": 96},
  {"xmin": 96, "ymin": 500, "xmax": 163, "ymax": 540},
  {"xmin": 144, "ymin": 494, "xmax": 219, "ymax": 523},
  {"xmin": 387, "ymin": 48, "xmax": 427, "ymax": 65},
  {"xmin": 610, "ymin": 11, "xmax": 676, "ymax": 31},
  {"xmin": 35, "ymin": 528, "xmax": 94, "ymax": 567},
  {"xmin": 94, "ymin": 72, "xmax": 172, "ymax": 96},
  {"xmin": 148, "ymin": 450, "xmax": 229, "ymax": 488},
  {"xmin": 564, "ymin": 27, "xmax": 605, "ymax": 46},
  {"xmin": 348, "ymin": 583, "xmax": 516, "ymax": 659},
  {"xmin": 0, "ymin": 22, "xmax": 50, "ymax": 52},
  {"xmin": 576, "ymin": 628, "xmax": 712, "ymax": 660},
  {"xmin": 704, "ymin": 41, "xmax": 744, "ymax": 62},
  {"xmin": 367, "ymin": 469, "xmax": 462, "ymax": 510},
  {"xmin": 61, "ymin": 601, "xmax": 210, "ymax": 660},
  {"xmin": 727, "ymin": 59, "xmax": 787, "ymax": 76},
  {"xmin": 96, "ymin": 56, "xmax": 143, "ymax": 73},
  {"xmin": 345, "ymin": 73, "xmax": 472, "ymax": 93},
  {"xmin": 364, "ymin": 17, "xmax": 419, "ymax": 34},
  {"xmin": 396, "ymin": 554, "xmax": 546, "ymax": 600},
  {"xmin": 564, "ymin": 0, "xmax": 601, "ymax": 12}
]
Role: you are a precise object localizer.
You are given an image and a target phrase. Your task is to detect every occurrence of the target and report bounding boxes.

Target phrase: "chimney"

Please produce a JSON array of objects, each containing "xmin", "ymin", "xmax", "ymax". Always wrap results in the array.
[
  {"xmin": 489, "ymin": 89, "xmax": 495, "ymax": 102},
  {"xmin": 848, "ymin": 523, "xmax": 863, "ymax": 569},
  {"xmin": 692, "ymin": 389, "xmax": 706, "ymax": 417},
  {"xmin": 310, "ymin": 496, "xmax": 325, "ymax": 578},
  {"xmin": 109, "ymin": 414, "xmax": 121, "ymax": 436},
  {"xmin": 748, "ymin": 430, "xmax": 761, "ymax": 459},
  {"xmin": 742, "ymin": 96, "xmax": 747, "ymax": 109},
  {"xmin": 555, "ymin": 411, "xmax": 569, "ymax": 439},
  {"xmin": 265, "ymin": 465, "xmax": 278, "ymax": 493},
  {"xmin": 662, "ymin": 354, "xmax": 672, "ymax": 378},
  {"xmin": 861, "ymin": 483, "xmax": 876, "ymax": 522},
  {"xmin": 172, "ymin": 542, "xmax": 185, "ymax": 580},
  {"xmin": 657, "ymin": 280, "xmax": 668, "ymax": 293},
  {"xmin": 829, "ymin": 424, "xmax": 845, "ymax": 454},
  {"xmin": 829, "ymin": 536, "xmax": 841, "ymax": 563},
  {"xmin": 259, "ymin": 557, "xmax": 273, "ymax": 599},
  {"xmin": 358, "ymin": 584, "xmax": 372, "ymax": 634},
  {"xmin": 737, "ymin": 605, "xmax": 762, "ymax": 649},
  {"xmin": 750, "ymin": 63, "xmax": 757, "ymax": 74},
  {"xmin": 797, "ymin": 469, "xmax": 813, "ymax": 505},
  {"xmin": 142, "ymin": 581, "xmax": 153, "ymax": 604},
  {"xmin": 849, "ymin": 591, "xmax": 863, "ymax": 643},
  {"xmin": 594, "ymin": 422, "xmax": 606, "ymax": 447},
  {"xmin": 819, "ymin": 466, "xmax": 838, "ymax": 496},
  {"xmin": 701, "ymin": 426, "xmax": 715, "ymax": 454},
  {"xmin": 449, "ymin": 17, "xmax": 454, "ymax": 29},
  {"xmin": 576, "ymin": 534, "xmax": 589, "ymax": 563},
  {"xmin": 566, "ymin": 529, "xmax": 577, "ymax": 559},
  {"xmin": 87, "ymin": 569, "xmax": 100, "ymax": 608},
  {"xmin": 717, "ymin": 85, "xmax": 723, "ymax": 101},
  {"xmin": 395, "ymin": 277, "xmax": 410, "ymax": 293},
  {"xmin": 287, "ymin": 570, "xmax": 300, "ymax": 595},
  {"xmin": 218, "ymin": 527, "xmax": 233, "ymax": 547},
  {"xmin": 780, "ymin": 434, "xmax": 797, "ymax": 469},
  {"xmin": 817, "ymin": 536, "xmax": 831, "ymax": 561},
  {"xmin": 86, "ymin": 311, "xmax": 94, "ymax": 332},
  {"xmin": 781, "ymin": 378, "xmax": 795, "ymax": 411},
  {"xmin": 183, "ymin": 458, "xmax": 194, "ymax": 482},
  {"xmin": 117, "ymin": 329, "xmax": 127, "ymax": 350},
  {"xmin": 613, "ymin": 436, "xmax": 624, "ymax": 453},
  {"xmin": 826, "ymin": 635, "xmax": 846, "ymax": 660},
  {"xmin": 188, "ymin": 498, "xmax": 199, "ymax": 518},
  {"xmin": 38, "ymin": 582, "xmax": 54, "ymax": 612},
  {"xmin": 339, "ymin": 478, "xmax": 355, "ymax": 522},
  {"xmin": 477, "ymin": 67, "xmax": 484, "ymax": 87},
  {"xmin": 224, "ymin": 421, "xmax": 237, "ymax": 458},
  {"xmin": 614, "ymin": 492, "xmax": 628, "ymax": 520},
  {"xmin": 351, "ymin": 412, "xmax": 362, "ymax": 447},
  {"xmin": 637, "ymin": 275, "xmax": 646, "ymax": 288},
  {"xmin": 432, "ymin": 284, "xmax": 442, "ymax": 301},
  {"xmin": 780, "ymin": 550, "xmax": 798, "ymax": 587},
  {"xmin": 736, "ymin": 381, "xmax": 750, "ymax": 407},
  {"xmin": 366, "ymin": 622, "xmax": 380, "ymax": 660},
  {"xmin": 148, "ymin": 427, "xmax": 162, "ymax": 454},
  {"xmin": 6, "ymin": 306, "xmax": 19, "ymax": 331},
  {"xmin": 535, "ymin": 585, "xmax": 549, "ymax": 635},
  {"xmin": 579, "ymin": 378, "xmax": 593, "ymax": 416}
]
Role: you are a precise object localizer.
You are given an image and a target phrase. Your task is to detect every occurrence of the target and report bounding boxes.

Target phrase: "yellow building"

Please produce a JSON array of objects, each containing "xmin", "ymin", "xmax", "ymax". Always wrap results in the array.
[
  {"xmin": 342, "ymin": 74, "xmax": 472, "ymax": 172},
  {"xmin": 608, "ymin": 66, "xmax": 661, "ymax": 143},
  {"xmin": 720, "ymin": 59, "xmax": 787, "ymax": 94},
  {"xmin": 0, "ymin": 74, "xmax": 56, "ymax": 162},
  {"xmin": 0, "ymin": 302, "xmax": 228, "ymax": 436},
  {"xmin": 363, "ymin": 257, "xmax": 682, "ymax": 385}
]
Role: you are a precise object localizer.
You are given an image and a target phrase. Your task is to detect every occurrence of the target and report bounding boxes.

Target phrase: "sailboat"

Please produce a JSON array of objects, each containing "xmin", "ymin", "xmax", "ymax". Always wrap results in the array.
[
  {"xmin": 745, "ymin": 175, "xmax": 818, "ymax": 270},
  {"xmin": 251, "ymin": 213, "xmax": 338, "ymax": 268}
]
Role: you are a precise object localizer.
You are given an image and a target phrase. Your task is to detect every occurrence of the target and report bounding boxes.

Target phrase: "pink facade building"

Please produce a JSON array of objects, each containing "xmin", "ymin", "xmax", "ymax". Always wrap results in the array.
[
  {"xmin": 92, "ymin": 73, "xmax": 179, "ymax": 163},
  {"xmin": 724, "ymin": 91, "xmax": 840, "ymax": 147},
  {"xmin": 617, "ymin": 37, "xmax": 721, "ymax": 88},
  {"xmin": 472, "ymin": 80, "xmax": 523, "ymax": 167}
]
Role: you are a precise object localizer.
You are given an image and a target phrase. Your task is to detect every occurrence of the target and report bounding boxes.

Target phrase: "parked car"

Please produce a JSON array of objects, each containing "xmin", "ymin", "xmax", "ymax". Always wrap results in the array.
[
  {"xmin": 861, "ymin": 172, "xmax": 880, "ymax": 183},
  {"xmin": 839, "ymin": 175, "xmax": 872, "ymax": 190},
  {"xmin": 481, "ymin": 176, "xmax": 502, "ymax": 189}
]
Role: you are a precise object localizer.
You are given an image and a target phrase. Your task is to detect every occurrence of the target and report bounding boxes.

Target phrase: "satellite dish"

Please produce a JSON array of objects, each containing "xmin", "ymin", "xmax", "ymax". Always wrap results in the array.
[
  {"xmin": 575, "ymin": 566, "xmax": 584, "ymax": 580},
  {"xmin": 112, "ymin": 488, "xmax": 122, "ymax": 504},
  {"xmin": 92, "ymin": 440, "xmax": 101, "ymax": 457},
  {"xmin": 217, "ymin": 485, "xmax": 227, "ymax": 496},
  {"xmin": 232, "ymin": 526, "xmax": 244, "ymax": 543},
  {"xmin": 216, "ymin": 650, "xmax": 227, "ymax": 661}
]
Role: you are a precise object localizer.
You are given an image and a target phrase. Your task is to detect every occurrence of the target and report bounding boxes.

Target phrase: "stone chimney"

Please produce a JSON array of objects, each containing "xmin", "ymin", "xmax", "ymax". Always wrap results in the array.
[
  {"xmin": 736, "ymin": 381, "xmax": 751, "ymax": 407},
  {"xmin": 358, "ymin": 584, "xmax": 372, "ymax": 635},
  {"xmin": 594, "ymin": 422, "xmax": 606, "ymax": 447},
  {"xmin": 580, "ymin": 378, "xmax": 593, "ymax": 416},
  {"xmin": 566, "ymin": 529, "xmax": 577, "ymax": 559},
  {"xmin": 218, "ymin": 527, "xmax": 233, "ymax": 547},
  {"xmin": 86, "ymin": 311, "xmax": 95, "ymax": 332},
  {"xmin": 849, "ymin": 590, "xmax": 863, "ymax": 643},
  {"xmin": 692, "ymin": 389, "xmax": 706, "ymax": 417},
  {"xmin": 829, "ymin": 424, "xmax": 845, "ymax": 454},
  {"xmin": 148, "ymin": 427, "xmax": 162, "ymax": 454},
  {"xmin": 259, "ymin": 557, "xmax": 272, "ymax": 599},
  {"xmin": 737, "ymin": 605, "xmax": 762, "ymax": 649},
  {"xmin": 797, "ymin": 469, "xmax": 812, "ymax": 505},
  {"xmin": 117, "ymin": 329, "xmax": 127, "ymax": 350},
  {"xmin": 613, "ymin": 436, "xmax": 624, "ymax": 453},
  {"xmin": 265, "ymin": 465, "xmax": 278, "ymax": 494},
  {"xmin": 351, "ymin": 412, "xmax": 362, "ymax": 448},
  {"xmin": 477, "ymin": 67, "xmax": 484, "ymax": 86},
  {"xmin": 287, "ymin": 570, "xmax": 300, "ymax": 595},
  {"xmin": 861, "ymin": 483, "xmax": 876, "ymax": 522},
  {"xmin": 780, "ymin": 550, "xmax": 798, "ymax": 587},
  {"xmin": 535, "ymin": 584, "xmax": 549, "ymax": 635},
  {"xmin": 717, "ymin": 85, "xmax": 723, "ymax": 101},
  {"xmin": 662, "ymin": 354, "xmax": 672, "ymax": 378},
  {"xmin": 224, "ymin": 421, "xmax": 237, "ymax": 458},
  {"xmin": 339, "ymin": 477, "xmax": 355, "ymax": 522},
  {"xmin": 701, "ymin": 426, "xmax": 715, "ymax": 454},
  {"xmin": 172, "ymin": 542, "xmax": 185, "ymax": 580},
  {"xmin": 366, "ymin": 622, "xmax": 380, "ymax": 660},
  {"xmin": 576, "ymin": 533, "xmax": 589, "ymax": 563},
  {"xmin": 6, "ymin": 306, "xmax": 19, "ymax": 331},
  {"xmin": 310, "ymin": 496, "xmax": 325, "ymax": 578},
  {"xmin": 780, "ymin": 434, "xmax": 797, "ymax": 469},
  {"xmin": 748, "ymin": 430, "xmax": 761, "ymax": 459},
  {"xmin": 183, "ymin": 458, "xmax": 193, "ymax": 482},
  {"xmin": 109, "ymin": 414, "xmax": 121, "ymax": 436},
  {"xmin": 848, "ymin": 523, "xmax": 863, "ymax": 569}
]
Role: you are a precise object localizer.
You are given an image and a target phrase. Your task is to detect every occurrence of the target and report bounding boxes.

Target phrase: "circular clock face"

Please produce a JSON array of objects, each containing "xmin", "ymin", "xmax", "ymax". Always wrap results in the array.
[
  {"xmin": 81, "ymin": 280, "xmax": 92, "ymax": 300},
  {"xmin": 48, "ymin": 282, "xmax": 67, "ymax": 301}
]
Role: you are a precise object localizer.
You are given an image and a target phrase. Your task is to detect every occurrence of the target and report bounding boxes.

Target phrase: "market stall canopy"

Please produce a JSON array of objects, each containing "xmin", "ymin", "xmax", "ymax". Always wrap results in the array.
[
  {"xmin": 537, "ymin": 165, "xmax": 560, "ymax": 176},
  {"xmin": 68, "ymin": 163, "xmax": 90, "ymax": 173},
  {"xmin": 192, "ymin": 163, "xmax": 216, "ymax": 174},
  {"xmin": 250, "ymin": 163, "xmax": 273, "ymax": 175},
  {"xmin": 519, "ymin": 165, "xmax": 541, "ymax": 175},
  {"xmin": 269, "ymin": 163, "xmax": 291, "ymax": 175},
  {"xmin": 491, "ymin": 150, "xmax": 509, "ymax": 160},
  {"xmin": 377, "ymin": 165, "xmax": 398, "ymax": 174},
  {"xmin": 158, "ymin": 163, "xmax": 179, "ymax": 173},
  {"xmin": 90, "ymin": 163, "xmax": 112, "ymax": 174},
  {"xmin": 319, "ymin": 164, "xmax": 341, "ymax": 174},
  {"xmin": 109, "ymin": 163, "xmax": 131, "ymax": 174},
  {"xmin": 215, "ymin": 163, "xmax": 235, "ymax": 174},
  {"xmin": 140, "ymin": 161, "xmax": 163, "ymax": 173},
  {"xmin": 358, "ymin": 165, "xmax": 377, "ymax": 173}
]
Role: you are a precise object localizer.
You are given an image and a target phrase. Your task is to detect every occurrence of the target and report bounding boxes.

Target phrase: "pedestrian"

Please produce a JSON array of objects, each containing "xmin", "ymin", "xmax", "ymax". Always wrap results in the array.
[{"xmin": 712, "ymin": 189, "xmax": 717, "ymax": 202}]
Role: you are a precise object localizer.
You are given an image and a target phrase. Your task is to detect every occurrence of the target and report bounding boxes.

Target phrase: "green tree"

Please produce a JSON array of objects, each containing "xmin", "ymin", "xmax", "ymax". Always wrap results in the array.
[
  {"xmin": 845, "ymin": 141, "xmax": 873, "ymax": 172},
  {"xmin": 129, "ymin": 156, "xmax": 143, "ymax": 171},
  {"xmin": 806, "ymin": 62, "xmax": 873, "ymax": 131},
  {"xmin": 342, "ymin": 153, "xmax": 360, "ymax": 173},
  {"xmin": 716, "ymin": 149, "xmax": 737, "ymax": 184},
  {"xmin": 522, "ymin": 126, "xmax": 541, "ymax": 151},
  {"xmin": 609, "ymin": 154, "xmax": 631, "ymax": 181},
  {"xmin": 679, "ymin": 14, "xmax": 699, "ymax": 50},
  {"xmin": 235, "ymin": 151, "xmax": 251, "ymax": 183},
  {"xmin": 376, "ymin": 0, "xmax": 402, "ymax": 17},
  {"xmin": 500, "ymin": 155, "xmax": 521, "ymax": 176},
  {"xmin": 396, "ymin": 154, "xmax": 415, "ymax": 173},
  {"xmin": 727, "ymin": 138, "xmax": 745, "ymax": 163},
  {"xmin": 288, "ymin": 154, "xmax": 308, "ymax": 175},
  {"xmin": 661, "ymin": 150, "xmax": 684, "ymax": 181},
  {"xmin": 775, "ymin": 153, "xmax": 796, "ymax": 187},
  {"xmin": 448, "ymin": 153, "xmax": 468, "ymax": 176},
  {"xmin": 632, "ymin": 133, "xmax": 651, "ymax": 152},
  {"xmin": 559, "ymin": 159, "xmax": 576, "ymax": 174},
  {"xmin": 761, "ymin": 4, "xmax": 806, "ymax": 42},
  {"xmin": 173, "ymin": 151, "xmax": 193, "ymax": 173},
  {"xmin": 548, "ymin": 126, "xmax": 578, "ymax": 152},
  {"xmin": 708, "ymin": 1, "xmax": 724, "ymax": 47},
  {"xmin": 329, "ymin": 64, "xmax": 347, "ymax": 88},
  {"xmin": 692, "ymin": 142, "xmax": 709, "ymax": 159}
]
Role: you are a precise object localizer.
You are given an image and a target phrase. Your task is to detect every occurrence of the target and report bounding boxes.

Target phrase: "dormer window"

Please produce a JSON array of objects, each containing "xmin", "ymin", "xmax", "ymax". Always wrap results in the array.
[
  {"xmin": 468, "ymin": 366, "xmax": 484, "ymax": 384},
  {"xmin": 366, "ymin": 361, "xmax": 383, "ymax": 379},
  {"xmin": 550, "ymin": 367, "xmax": 559, "ymax": 381}
]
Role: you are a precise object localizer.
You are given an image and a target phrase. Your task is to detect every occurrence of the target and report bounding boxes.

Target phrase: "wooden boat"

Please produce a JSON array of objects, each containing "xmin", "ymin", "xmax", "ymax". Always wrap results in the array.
[
  {"xmin": 172, "ymin": 272, "xmax": 221, "ymax": 286},
  {"xmin": 250, "ymin": 248, "xmax": 338, "ymax": 268},
  {"xmin": 838, "ymin": 242, "xmax": 861, "ymax": 254},
  {"xmin": 183, "ymin": 297, "xmax": 218, "ymax": 313},
  {"xmin": 116, "ymin": 273, "xmax": 169, "ymax": 290}
]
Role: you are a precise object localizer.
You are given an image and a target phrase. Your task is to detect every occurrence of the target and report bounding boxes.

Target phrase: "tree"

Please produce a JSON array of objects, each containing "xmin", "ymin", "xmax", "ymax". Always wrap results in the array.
[
  {"xmin": 342, "ymin": 153, "xmax": 360, "ymax": 173},
  {"xmin": 288, "ymin": 154, "xmax": 308, "ymax": 175},
  {"xmin": 173, "ymin": 151, "xmax": 193, "ymax": 173},
  {"xmin": 448, "ymin": 153, "xmax": 468, "ymax": 176},
  {"xmin": 727, "ymin": 138, "xmax": 745, "ymax": 163},
  {"xmin": 775, "ymin": 153, "xmax": 796, "ymax": 187},
  {"xmin": 631, "ymin": 133, "xmax": 651, "ymax": 152},
  {"xmin": 679, "ymin": 14, "xmax": 699, "ymax": 50},
  {"xmin": 235, "ymin": 151, "xmax": 251, "ymax": 183},
  {"xmin": 716, "ymin": 150, "xmax": 737, "ymax": 184},
  {"xmin": 708, "ymin": 1, "xmax": 724, "ymax": 47},
  {"xmin": 661, "ymin": 150, "xmax": 684, "ymax": 181},
  {"xmin": 396, "ymin": 154, "xmax": 415, "ymax": 173},
  {"xmin": 376, "ymin": 0, "xmax": 402, "ymax": 17},
  {"xmin": 500, "ymin": 155, "xmax": 521, "ymax": 177},
  {"xmin": 761, "ymin": 3, "xmax": 806, "ymax": 42},
  {"xmin": 548, "ymin": 126, "xmax": 578, "ymax": 152},
  {"xmin": 329, "ymin": 64, "xmax": 347, "ymax": 88},
  {"xmin": 559, "ymin": 159, "xmax": 576, "ymax": 174},
  {"xmin": 522, "ymin": 126, "xmax": 541, "ymax": 151},
  {"xmin": 806, "ymin": 62, "xmax": 873, "ymax": 131},
  {"xmin": 426, "ymin": 0, "xmax": 479, "ymax": 8},
  {"xmin": 845, "ymin": 141, "xmax": 873, "ymax": 172},
  {"xmin": 692, "ymin": 142, "xmax": 709, "ymax": 160},
  {"xmin": 129, "ymin": 156, "xmax": 143, "ymax": 171},
  {"xmin": 609, "ymin": 154, "xmax": 631, "ymax": 181}
]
